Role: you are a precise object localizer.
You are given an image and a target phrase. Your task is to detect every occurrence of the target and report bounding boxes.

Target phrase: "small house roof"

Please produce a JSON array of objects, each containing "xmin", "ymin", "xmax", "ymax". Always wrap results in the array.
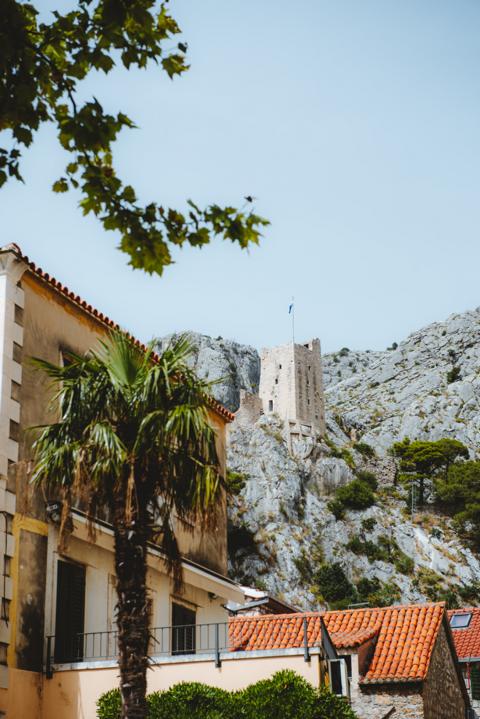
[{"xmin": 229, "ymin": 602, "xmax": 446, "ymax": 684}]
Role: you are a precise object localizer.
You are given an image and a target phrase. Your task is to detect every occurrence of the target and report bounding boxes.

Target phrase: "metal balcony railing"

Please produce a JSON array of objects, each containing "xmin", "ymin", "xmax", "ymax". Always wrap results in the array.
[{"xmin": 45, "ymin": 616, "xmax": 315, "ymax": 679}]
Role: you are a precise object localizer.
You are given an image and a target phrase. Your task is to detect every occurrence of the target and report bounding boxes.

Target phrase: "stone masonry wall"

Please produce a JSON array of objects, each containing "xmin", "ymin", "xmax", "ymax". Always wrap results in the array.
[
  {"xmin": 259, "ymin": 339, "xmax": 325, "ymax": 434},
  {"xmin": 422, "ymin": 623, "xmax": 467, "ymax": 719},
  {"xmin": 259, "ymin": 343, "xmax": 296, "ymax": 421},
  {"xmin": 352, "ymin": 684, "xmax": 423, "ymax": 719},
  {"xmin": 292, "ymin": 339, "xmax": 325, "ymax": 433}
]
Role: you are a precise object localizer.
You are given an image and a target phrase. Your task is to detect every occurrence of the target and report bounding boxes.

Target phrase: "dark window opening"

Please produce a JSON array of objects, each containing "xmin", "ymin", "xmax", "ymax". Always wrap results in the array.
[
  {"xmin": 14, "ymin": 304, "xmax": 23, "ymax": 327},
  {"xmin": 12, "ymin": 342, "xmax": 22, "ymax": 364},
  {"xmin": 54, "ymin": 560, "xmax": 86, "ymax": 663},
  {"xmin": 268, "ymin": 400, "xmax": 273, "ymax": 412},
  {"xmin": 9, "ymin": 420, "xmax": 19, "ymax": 442},
  {"xmin": 472, "ymin": 665, "xmax": 480, "ymax": 701},
  {"xmin": 172, "ymin": 602, "xmax": 196, "ymax": 655},
  {"xmin": 330, "ymin": 660, "xmax": 343, "ymax": 694},
  {"xmin": 275, "ymin": 378, "xmax": 278, "ymax": 384},
  {"xmin": 10, "ymin": 380, "xmax": 20, "ymax": 402},
  {"xmin": 340, "ymin": 654, "xmax": 352, "ymax": 678}
]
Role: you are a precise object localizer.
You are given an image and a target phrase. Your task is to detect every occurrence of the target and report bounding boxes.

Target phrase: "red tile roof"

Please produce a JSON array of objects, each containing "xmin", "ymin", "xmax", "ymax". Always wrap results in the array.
[
  {"xmin": 229, "ymin": 603, "xmax": 446, "ymax": 684},
  {"xmin": 448, "ymin": 608, "xmax": 480, "ymax": 661},
  {"xmin": 3, "ymin": 244, "xmax": 234, "ymax": 422}
]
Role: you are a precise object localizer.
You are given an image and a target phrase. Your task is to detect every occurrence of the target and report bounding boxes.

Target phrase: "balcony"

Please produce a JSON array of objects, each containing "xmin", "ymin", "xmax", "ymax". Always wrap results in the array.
[
  {"xmin": 40, "ymin": 617, "xmax": 351, "ymax": 719},
  {"xmin": 46, "ymin": 617, "xmax": 319, "ymax": 676}
]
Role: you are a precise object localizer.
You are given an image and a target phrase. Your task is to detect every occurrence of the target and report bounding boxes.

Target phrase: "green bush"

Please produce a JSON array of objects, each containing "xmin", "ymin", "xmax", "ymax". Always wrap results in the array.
[
  {"xmin": 97, "ymin": 689, "xmax": 121, "ymax": 719},
  {"xmin": 361, "ymin": 517, "xmax": 376, "ymax": 532},
  {"xmin": 447, "ymin": 366, "xmax": 461, "ymax": 384},
  {"xmin": 353, "ymin": 442, "xmax": 376, "ymax": 459},
  {"xmin": 335, "ymin": 479, "xmax": 375, "ymax": 511},
  {"xmin": 355, "ymin": 577, "xmax": 401, "ymax": 607},
  {"xmin": 97, "ymin": 671, "xmax": 358, "ymax": 719},
  {"xmin": 355, "ymin": 470, "xmax": 378, "ymax": 490},
  {"xmin": 238, "ymin": 670, "xmax": 317, "ymax": 719},
  {"xmin": 314, "ymin": 563, "xmax": 356, "ymax": 608},
  {"xmin": 327, "ymin": 498, "xmax": 345, "ymax": 520},
  {"xmin": 149, "ymin": 682, "xmax": 235, "ymax": 719},
  {"xmin": 226, "ymin": 470, "xmax": 248, "ymax": 496}
]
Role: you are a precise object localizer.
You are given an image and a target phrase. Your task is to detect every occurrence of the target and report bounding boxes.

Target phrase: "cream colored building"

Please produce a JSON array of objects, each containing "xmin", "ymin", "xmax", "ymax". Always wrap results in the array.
[{"xmin": 0, "ymin": 244, "xmax": 243, "ymax": 718}]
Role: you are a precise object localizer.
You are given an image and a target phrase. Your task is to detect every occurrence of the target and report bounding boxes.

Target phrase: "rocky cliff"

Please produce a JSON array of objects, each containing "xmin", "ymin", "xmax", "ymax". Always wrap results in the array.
[{"xmin": 166, "ymin": 310, "xmax": 480, "ymax": 610}]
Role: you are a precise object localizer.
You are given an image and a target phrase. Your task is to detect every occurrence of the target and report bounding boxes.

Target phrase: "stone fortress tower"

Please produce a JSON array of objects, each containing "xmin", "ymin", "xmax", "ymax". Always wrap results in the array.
[{"xmin": 235, "ymin": 338, "xmax": 326, "ymax": 450}]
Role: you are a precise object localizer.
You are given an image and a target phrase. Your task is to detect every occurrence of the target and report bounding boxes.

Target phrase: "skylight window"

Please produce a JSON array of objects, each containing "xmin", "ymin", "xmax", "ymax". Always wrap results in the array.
[{"xmin": 450, "ymin": 613, "xmax": 472, "ymax": 629}]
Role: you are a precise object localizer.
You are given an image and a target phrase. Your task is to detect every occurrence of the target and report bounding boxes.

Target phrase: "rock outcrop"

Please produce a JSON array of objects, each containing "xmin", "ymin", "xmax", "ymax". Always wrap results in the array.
[{"xmin": 162, "ymin": 309, "xmax": 480, "ymax": 610}]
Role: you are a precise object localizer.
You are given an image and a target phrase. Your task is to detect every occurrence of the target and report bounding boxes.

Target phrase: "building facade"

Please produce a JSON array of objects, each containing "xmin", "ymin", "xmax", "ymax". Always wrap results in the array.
[
  {"xmin": 0, "ymin": 244, "xmax": 243, "ymax": 718},
  {"xmin": 230, "ymin": 603, "xmax": 472, "ymax": 719},
  {"xmin": 449, "ymin": 607, "xmax": 480, "ymax": 714}
]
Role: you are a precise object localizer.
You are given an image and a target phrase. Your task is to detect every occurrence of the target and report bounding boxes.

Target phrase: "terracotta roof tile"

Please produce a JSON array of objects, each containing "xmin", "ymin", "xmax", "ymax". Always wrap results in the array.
[
  {"xmin": 229, "ymin": 602, "xmax": 445, "ymax": 684},
  {"xmin": 3, "ymin": 244, "xmax": 234, "ymax": 422},
  {"xmin": 448, "ymin": 608, "xmax": 480, "ymax": 660}
]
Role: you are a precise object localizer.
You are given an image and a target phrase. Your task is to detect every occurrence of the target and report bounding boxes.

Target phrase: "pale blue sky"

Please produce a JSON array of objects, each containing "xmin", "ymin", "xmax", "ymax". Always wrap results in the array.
[{"xmin": 2, "ymin": 1, "xmax": 480, "ymax": 352}]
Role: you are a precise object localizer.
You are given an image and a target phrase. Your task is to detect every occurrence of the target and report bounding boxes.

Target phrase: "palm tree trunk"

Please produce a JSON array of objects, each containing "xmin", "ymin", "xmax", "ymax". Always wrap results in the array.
[{"xmin": 113, "ymin": 496, "xmax": 150, "ymax": 719}]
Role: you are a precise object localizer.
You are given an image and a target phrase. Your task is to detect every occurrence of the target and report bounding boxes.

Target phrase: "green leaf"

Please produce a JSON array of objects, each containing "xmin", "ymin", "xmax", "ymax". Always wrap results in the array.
[{"xmin": 52, "ymin": 178, "xmax": 69, "ymax": 193}]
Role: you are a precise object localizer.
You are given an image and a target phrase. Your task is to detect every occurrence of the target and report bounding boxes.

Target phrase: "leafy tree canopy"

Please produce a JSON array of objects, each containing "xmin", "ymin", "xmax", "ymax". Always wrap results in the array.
[
  {"xmin": 391, "ymin": 437, "xmax": 469, "ymax": 506},
  {"xmin": 435, "ymin": 460, "xmax": 480, "ymax": 547},
  {"xmin": 0, "ymin": 0, "xmax": 269, "ymax": 273}
]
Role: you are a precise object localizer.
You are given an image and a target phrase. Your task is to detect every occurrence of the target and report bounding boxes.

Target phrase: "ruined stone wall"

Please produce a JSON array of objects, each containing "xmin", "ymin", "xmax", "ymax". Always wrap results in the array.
[
  {"xmin": 422, "ymin": 623, "xmax": 467, "ymax": 719},
  {"xmin": 235, "ymin": 390, "xmax": 263, "ymax": 428}
]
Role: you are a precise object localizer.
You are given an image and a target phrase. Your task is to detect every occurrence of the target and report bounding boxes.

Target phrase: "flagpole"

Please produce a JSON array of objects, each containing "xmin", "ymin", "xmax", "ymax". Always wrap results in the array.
[{"xmin": 291, "ymin": 296, "xmax": 295, "ymax": 344}]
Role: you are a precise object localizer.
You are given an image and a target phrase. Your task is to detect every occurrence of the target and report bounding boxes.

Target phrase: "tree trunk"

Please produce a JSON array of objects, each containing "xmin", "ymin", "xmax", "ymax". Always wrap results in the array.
[{"xmin": 113, "ymin": 493, "xmax": 150, "ymax": 719}]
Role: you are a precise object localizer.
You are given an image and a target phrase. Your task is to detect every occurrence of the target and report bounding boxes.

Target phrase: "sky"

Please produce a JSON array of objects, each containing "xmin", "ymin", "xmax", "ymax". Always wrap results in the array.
[{"xmin": 2, "ymin": 0, "xmax": 480, "ymax": 353}]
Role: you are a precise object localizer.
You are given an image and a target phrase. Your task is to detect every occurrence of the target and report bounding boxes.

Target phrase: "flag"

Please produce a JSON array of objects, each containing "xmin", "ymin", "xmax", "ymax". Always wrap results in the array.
[{"xmin": 288, "ymin": 302, "xmax": 294, "ymax": 314}]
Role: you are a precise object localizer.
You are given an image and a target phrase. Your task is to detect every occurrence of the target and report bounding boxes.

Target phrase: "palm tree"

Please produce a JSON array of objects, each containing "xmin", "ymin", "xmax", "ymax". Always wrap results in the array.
[{"xmin": 32, "ymin": 333, "xmax": 221, "ymax": 719}]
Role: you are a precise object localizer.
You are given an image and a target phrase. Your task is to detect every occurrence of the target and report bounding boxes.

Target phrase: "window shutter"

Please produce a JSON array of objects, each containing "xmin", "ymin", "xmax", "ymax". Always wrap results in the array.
[{"xmin": 54, "ymin": 560, "xmax": 86, "ymax": 663}]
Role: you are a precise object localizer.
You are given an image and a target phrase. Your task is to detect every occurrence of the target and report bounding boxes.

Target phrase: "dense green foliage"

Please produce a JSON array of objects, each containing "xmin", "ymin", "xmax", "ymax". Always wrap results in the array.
[
  {"xmin": 447, "ymin": 366, "xmax": 461, "ymax": 383},
  {"xmin": 97, "ymin": 671, "xmax": 358, "ymax": 719},
  {"xmin": 391, "ymin": 437, "xmax": 469, "ymax": 506},
  {"xmin": 313, "ymin": 562, "xmax": 356, "ymax": 606},
  {"xmin": 328, "ymin": 478, "xmax": 375, "ymax": 519},
  {"xmin": 225, "ymin": 470, "xmax": 248, "ymax": 496},
  {"xmin": 346, "ymin": 534, "xmax": 413, "ymax": 575},
  {"xmin": 355, "ymin": 470, "xmax": 378, "ymax": 490},
  {"xmin": 0, "ymin": 0, "xmax": 268, "ymax": 273},
  {"xmin": 353, "ymin": 442, "xmax": 376, "ymax": 458},
  {"xmin": 312, "ymin": 561, "xmax": 400, "ymax": 609},
  {"xmin": 435, "ymin": 460, "xmax": 480, "ymax": 547}
]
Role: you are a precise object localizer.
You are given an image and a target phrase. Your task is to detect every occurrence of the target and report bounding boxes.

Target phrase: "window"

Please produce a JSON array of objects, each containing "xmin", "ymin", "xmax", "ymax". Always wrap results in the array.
[
  {"xmin": 54, "ymin": 560, "xmax": 86, "ymax": 663},
  {"xmin": 329, "ymin": 657, "xmax": 350, "ymax": 696},
  {"xmin": 9, "ymin": 420, "xmax": 19, "ymax": 442},
  {"xmin": 472, "ymin": 665, "xmax": 480, "ymax": 701},
  {"xmin": 172, "ymin": 602, "xmax": 196, "ymax": 655},
  {"xmin": 10, "ymin": 380, "xmax": 20, "ymax": 402},
  {"xmin": 450, "ymin": 613, "xmax": 472, "ymax": 629},
  {"xmin": 268, "ymin": 400, "xmax": 273, "ymax": 412},
  {"xmin": 14, "ymin": 304, "xmax": 23, "ymax": 327},
  {"xmin": 12, "ymin": 342, "xmax": 22, "ymax": 364},
  {"xmin": 275, "ymin": 378, "xmax": 278, "ymax": 384},
  {"xmin": 0, "ymin": 643, "xmax": 7, "ymax": 666}
]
